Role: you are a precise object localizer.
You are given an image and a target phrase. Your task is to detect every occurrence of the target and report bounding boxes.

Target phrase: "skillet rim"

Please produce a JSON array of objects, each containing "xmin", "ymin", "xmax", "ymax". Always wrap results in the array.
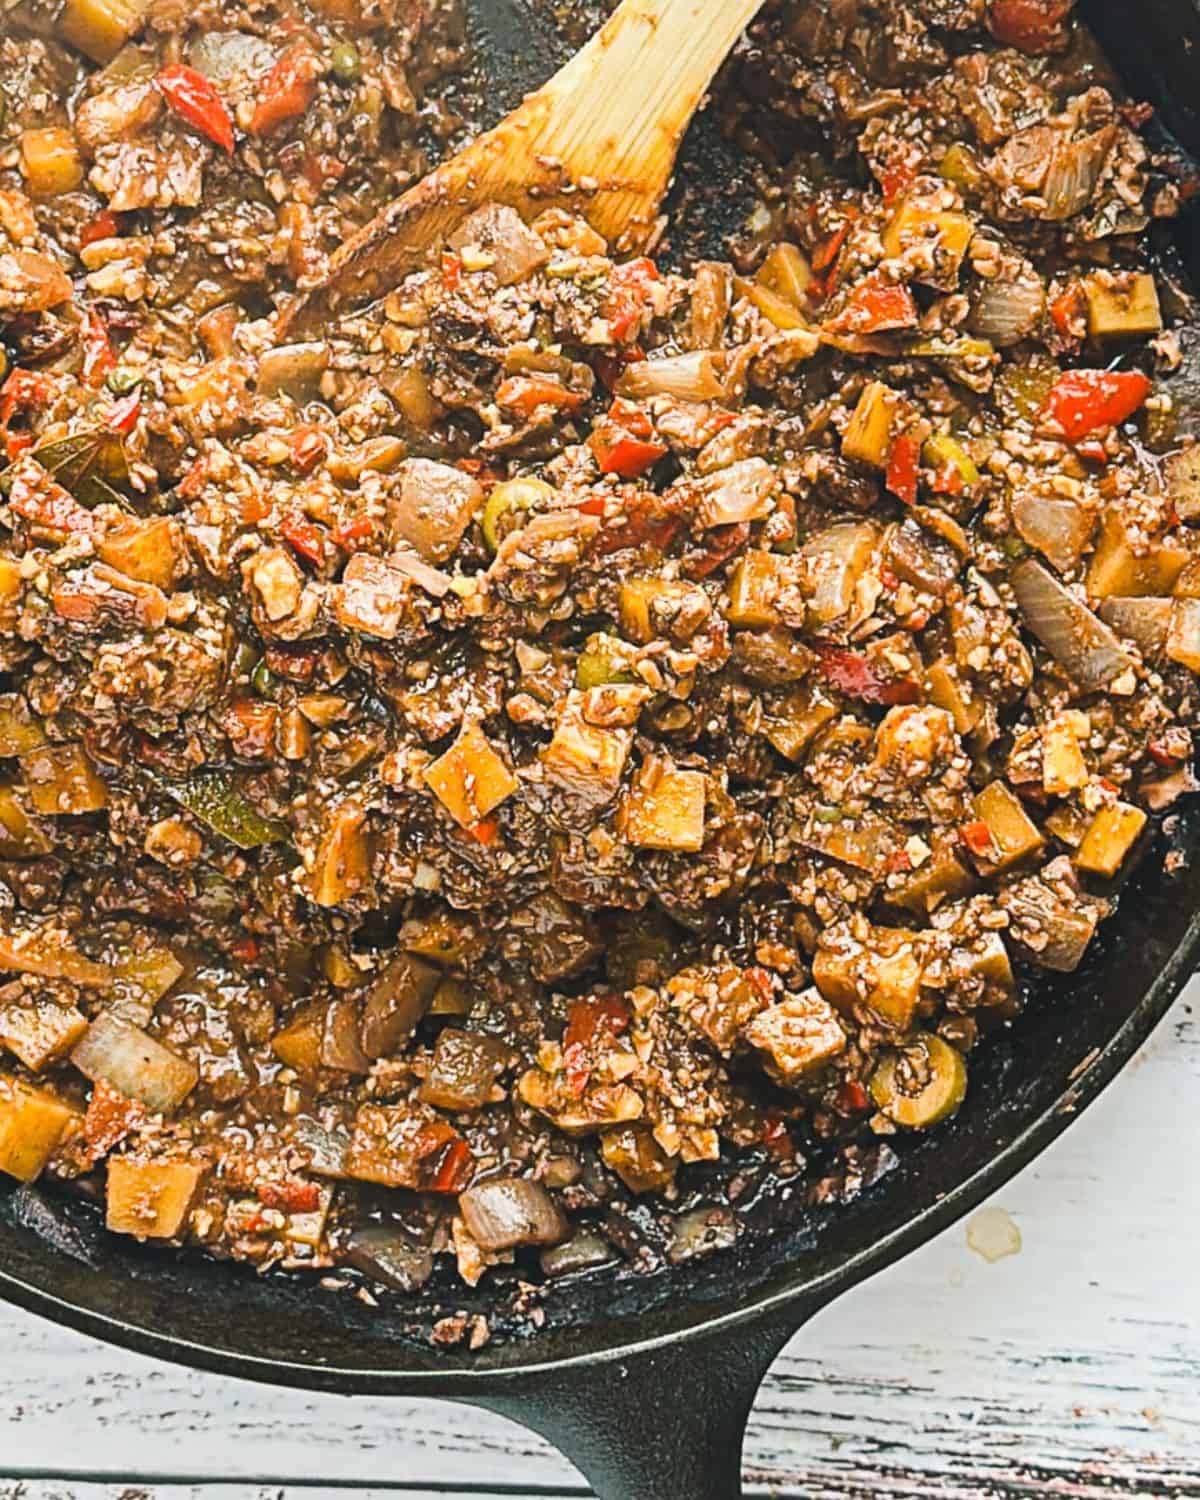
[{"xmin": 0, "ymin": 900, "xmax": 1194, "ymax": 1397}]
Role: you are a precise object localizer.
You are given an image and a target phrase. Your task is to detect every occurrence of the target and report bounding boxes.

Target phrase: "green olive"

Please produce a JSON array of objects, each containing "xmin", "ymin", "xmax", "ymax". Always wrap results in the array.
[
  {"xmin": 107, "ymin": 364, "xmax": 141, "ymax": 396},
  {"xmin": 869, "ymin": 1034, "xmax": 966, "ymax": 1130},
  {"xmin": 330, "ymin": 41, "xmax": 362, "ymax": 83},
  {"xmin": 481, "ymin": 476, "xmax": 556, "ymax": 553}
]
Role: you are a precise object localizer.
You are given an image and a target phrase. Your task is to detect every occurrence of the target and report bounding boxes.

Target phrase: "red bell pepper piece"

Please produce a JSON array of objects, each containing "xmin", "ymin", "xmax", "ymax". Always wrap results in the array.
[
  {"xmin": 496, "ymin": 375, "xmax": 586, "ymax": 417},
  {"xmin": 331, "ymin": 514, "xmax": 374, "ymax": 548},
  {"xmin": 107, "ymin": 390, "xmax": 141, "ymax": 436},
  {"xmin": 156, "ymin": 64, "xmax": 235, "ymax": 152},
  {"xmin": 0, "ymin": 368, "xmax": 53, "ymax": 430},
  {"xmin": 466, "ymin": 814, "xmax": 502, "ymax": 846},
  {"xmin": 84, "ymin": 1080, "xmax": 144, "ymax": 1158},
  {"xmin": 79, "ymin": 209, "xmax": 121, "ymax": 249},
  {"xmin": 885, "ymin": 432, "xmax": 920, "ymax": 506},
  {"xmin": 959, "ymin": 819, "xmax": 997, "ymax": 858},
  {"xmin": 441, "ymin": 251, "xmax": 463, "ymax": 292},
  {"xmin": 605, "ymin": 256, "xmax": 661, "ymax": 342},
  {"xmin": 249, "ymin": 44, "xmax": 321, "ymax": 137},
  {"xmin": 9, "ymin": 469, "xmax": 96, "ymax": 537},
  {"xmin": 1049, "ymin": 283, "xmax": 1086, "ymax": 341},
  {"xmin": 834, "ymin": 1080, "xmax": 870, "ymax": 1115},
  {"xmin": 230, "ymin": 933, "xmax": 261, "ymax": 963},
  {"xmin": 814, "ymin": 643, "xmax": 919, "ymax": 705},
  {"xmin": 986, "ymin": 0, "xmax": 1073, "ymax": 53},
  {"xmin": 683, "ymin": 521, "xmax": 750, "ymax": 580},
  {"xmin": 258, "ymin": 1178, "xmax": 321, "ymax": 1214},
  {"xmin": 762, "ymin": 1114, "xmax": 794, "ymax": 1161},
  {"xmin": 82, "ymin": 308, "xmax": 116, "ymax": 389},
  {"xmin": 427, "ymin": 1136, "xmax": 474, "ymax": 1194},
  {"xmin": 563, "ymin": 995, "xmax": 630, "ymax": 1097},
  {"xmin": 827, "ymin": 274, "xmax": 918, "ymax": 334},
  {"xmin": 592, "ymin": 501, "xmax": 681, "ymax": 557},
  {"xmin": 879, "ymin": 157, "xmax": 918, "ymax": 207},
  {"xmin": 1041, "ymin": 368, "xmax": 1151, "ymax": 442},
  {"xmin": 280, "ymin": 512, "xmax": 327, "ymax": 566},
  {"xmin": 591, "ymin": 429, "xmax": 668, "ymax": 478}
]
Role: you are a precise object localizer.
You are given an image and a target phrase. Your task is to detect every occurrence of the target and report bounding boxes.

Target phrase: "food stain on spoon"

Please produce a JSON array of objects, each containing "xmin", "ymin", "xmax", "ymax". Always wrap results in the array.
[{"xmin": 966, "ymin": 1206, "xmax": 1023, "ymax": 1263}]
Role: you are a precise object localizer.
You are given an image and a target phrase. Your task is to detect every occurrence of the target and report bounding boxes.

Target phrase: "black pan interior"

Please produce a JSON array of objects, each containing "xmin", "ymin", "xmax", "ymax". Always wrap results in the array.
[{"xmin": 1, "ymin": 0, "xmax": 1199, "ymax": 1390}]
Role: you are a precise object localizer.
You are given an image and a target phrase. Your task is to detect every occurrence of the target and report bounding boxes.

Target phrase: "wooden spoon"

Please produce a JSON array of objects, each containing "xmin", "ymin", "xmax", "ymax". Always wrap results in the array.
[{"xmin": 283, "ymin": 0, "xmax": 764, "ymax": 334}]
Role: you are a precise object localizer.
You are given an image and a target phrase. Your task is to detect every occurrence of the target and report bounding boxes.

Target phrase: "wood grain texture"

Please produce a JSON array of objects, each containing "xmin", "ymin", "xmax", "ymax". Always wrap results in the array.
[{"xmin": 0, "ymin": 986, "xmax": 1197, "ymax": 1499}]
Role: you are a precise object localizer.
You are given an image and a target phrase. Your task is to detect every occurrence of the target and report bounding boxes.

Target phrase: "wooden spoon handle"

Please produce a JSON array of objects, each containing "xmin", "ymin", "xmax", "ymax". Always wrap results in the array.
[
  {"xmin": 282, "ymin": 0, "xmax": 763, "ymax": 330},
  {"xmin": 531, "ymin": 0, "xmax": 766, "ymax": 245}
]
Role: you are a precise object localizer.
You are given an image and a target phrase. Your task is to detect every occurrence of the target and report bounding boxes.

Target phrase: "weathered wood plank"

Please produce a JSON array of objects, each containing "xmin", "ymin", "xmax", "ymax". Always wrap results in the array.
[
  {"xmin": 1, "ymin": 991, "xmax": 1197, "ymax": 1498},
  {"xmin": 0, "ymin": 1490, "xmax": 586, "ymax": 1500}
]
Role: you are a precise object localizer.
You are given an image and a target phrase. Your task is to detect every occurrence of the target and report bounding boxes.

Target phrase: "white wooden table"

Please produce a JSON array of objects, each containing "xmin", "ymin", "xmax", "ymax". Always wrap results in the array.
[{"xmin": 1, "ymin": 980, "xmax": 1197, "ymax": 1500}]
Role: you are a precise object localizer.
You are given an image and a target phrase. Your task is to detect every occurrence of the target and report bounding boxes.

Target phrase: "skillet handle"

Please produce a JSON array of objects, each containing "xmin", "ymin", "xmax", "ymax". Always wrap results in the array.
[{"xmin": 469, "ymin": 1306, "xmax": 805, "ymax": 1500}]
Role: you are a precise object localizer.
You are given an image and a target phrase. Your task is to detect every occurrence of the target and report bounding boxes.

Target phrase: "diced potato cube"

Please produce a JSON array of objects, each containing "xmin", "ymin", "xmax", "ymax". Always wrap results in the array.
[
  {"xmin": 970, "ymin": 781, "xmax": 1044, "ymax": 873},
  {"xmin": 1086, "ymin": 511, "xmax": 1188, "ymax": 600},
  {"xmin": 813, "ymin": 926, "xmax": 924, "ymax": 1030},
  {"xmin": 19, "ymin": 128, "xmax": 84, "ymax": 199},
  {"xmin": 0, "ymin": 695, "xmax": 46, "ymax": 757},
  {"xmin": 925, "ymin": 659, "xmax": 979, "ymax": 736},
  {"xmin": 541, "ymin": 695, "xmax": 632, "ymax": 811},
  {"xmin": 424, "ymin": 721, "xmax": 518, "ymax": 828},
  {"xmin": 0, "ymin": 785, "xmax": 51, "ymax": 857},
  {"xmin": 0, "ymin": 1000, "xmax": 88, "ymax": 1072},
  {"xmin": 20, "ymin": 743, "xmax": 108, "ymax": 815},
  {"xmin": 619, "ymin": 760, "xmax": 706, "ymax": 852},
  {"xmin": 271, "ymin": 1006, "xmax": 326, "ymax": 1074},
  {"xmin": 1074, "ymin": 801, "xmax": 1146, "ymax": 877},
  {"xmin": 1041, "ymin": 714, "xmax": 1088, "ymax": 795},
  {"xmin": 1174, "ymin": 559, "xmax": 1200, "ymax": 599},
  {"xmin": 1165, "ymin": 444, "xmax": 1200, "ymax": 523},
  {"xmin": 307, "ymin": 802, "xmax": 372, "ymax": 906},
  {"xmin": 59, "ymin": 0, "xmax": 147, "ymax": 61},
  {"xmin": 1167, "ymin": 597, "xmax": 1200, "ymax": 672},
  {"xmin": 1085, "ymin": 273, "xmax": 1161, "ymax": 341},
  {"xmin": 97, "ymin": 517, "xmax": 182, "ymax": 590},
  {"xmin": 761, "ymin": 681, "xmax": 840, "ymax": 762},
  {"xmin": 0, "ymin": 558, "xmax": 22, "ymax": 606},
  {"xmin": 882, "ymin": 201, "xmax": 973, "ymax": 287},
  {"xmin": 619, "ymin": 577, "xmax": 693, "ymax": 643},
  {"xmin": 725, "ymin": 551, "xmax": 786, "ymax": 627},
  {"xmin": 106, "ymin": 1157, "xmax": 204, "ymax": 1239},
  {"xmin": 0, "ymin": 1082, "xmax": 78, "ymax": 1182},
  {"xmin": 757, "ymin": 242, "xmax": 812, "ymax": 305},
  {"xmin": 842, "ymin": 381, "xmax": 898, "ymax": 468},
  {"xmin": 886, "ymin": 833, "xmax": 975, "ymax": 916},
  {"xmin": 744, "ymin": 988, "xmax": 846, "ymax": 1081}
]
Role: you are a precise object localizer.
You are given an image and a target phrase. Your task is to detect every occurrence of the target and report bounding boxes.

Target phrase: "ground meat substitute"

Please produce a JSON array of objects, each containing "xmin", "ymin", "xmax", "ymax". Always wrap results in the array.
[{"xmin": 0, "ymin": 0, "xmax": 1197, "ymax": 1308}]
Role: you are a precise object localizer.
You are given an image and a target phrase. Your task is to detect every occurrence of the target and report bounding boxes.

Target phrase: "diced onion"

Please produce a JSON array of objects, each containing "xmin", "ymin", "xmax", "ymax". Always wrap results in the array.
[
  {"xmin": 344, "ymin": 1225, "xmax": 434, "ymax": 1291},
  {"xmin": 692, "ymin": 457, "xmax": 779, "ymax": 528},
  {"xmin": 1012, "ymin": 559, "xmax": 1136, "ymax": 690},
  {"xmin": 618, "ymin": 351, "xmax": 726, "ymax": 403},
  {"xmin": 458, "ymin": 1176, "xmax": 567, "ymax": 1251},
  {"xmin": 968, "ymin": 275, "xmax": 1045, "ymax": 346},
  {"xmin": 72, "ymin": 1013, "xmax": 198, "ymax": 1115}
]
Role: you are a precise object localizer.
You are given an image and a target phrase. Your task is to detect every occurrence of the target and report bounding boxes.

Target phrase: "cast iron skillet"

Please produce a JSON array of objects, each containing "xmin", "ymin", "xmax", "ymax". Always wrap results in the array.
[{"xmin": 3, "ymin": 4, "xmax": 1200, "ymax": 1496}]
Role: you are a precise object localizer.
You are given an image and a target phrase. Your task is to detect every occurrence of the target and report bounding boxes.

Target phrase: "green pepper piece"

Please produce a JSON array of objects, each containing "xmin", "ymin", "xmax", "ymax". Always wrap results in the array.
[
  {"xmin": 154, "ymin": 769, "xmax": 291, "ymax": 850},
  {"xmin": 575, "ymin": 633, "xmax": 635, "ymax": 689},
  {"xmin": 922, "ymin": 433, "xmax": 980, "ymax": 489}
]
